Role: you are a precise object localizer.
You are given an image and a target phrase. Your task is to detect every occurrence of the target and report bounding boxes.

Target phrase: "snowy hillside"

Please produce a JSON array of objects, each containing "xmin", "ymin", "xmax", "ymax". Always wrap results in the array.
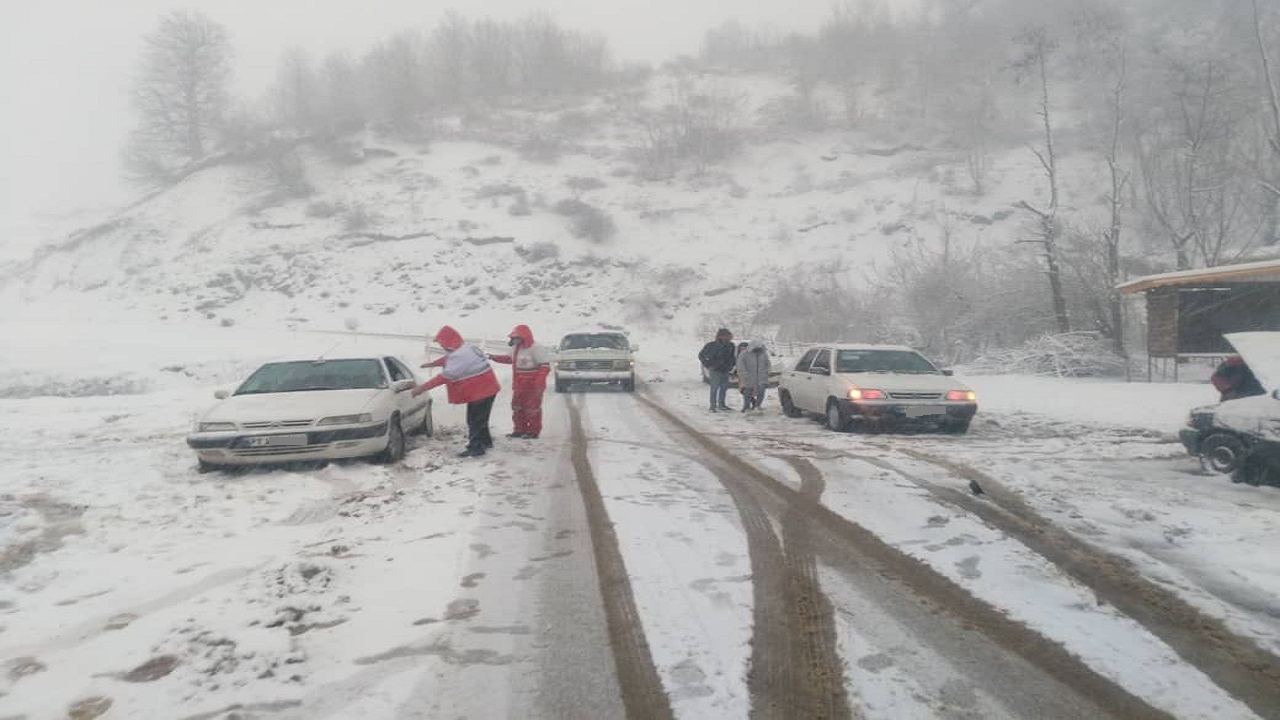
[{"xmin": 2, "ymin": 72, "xmax": 1109, "ymax": 345}]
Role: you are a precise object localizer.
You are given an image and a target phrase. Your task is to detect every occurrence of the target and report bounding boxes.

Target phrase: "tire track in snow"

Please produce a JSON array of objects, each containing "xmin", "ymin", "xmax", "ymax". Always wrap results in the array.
[
  {"xmin": 875, "ymin": 447, "xmax": 1280, "ymax": 720},
  {"xmin": 565, "ymin": 394, "xmax": 675, "ymax": 720},
  {"xmin": 638, "ymin": 394, "xmax": 1172, "ymax": 720},
  {"xmin": 635, "ymin": 395, "xmax": 851, "ymax": 719}
]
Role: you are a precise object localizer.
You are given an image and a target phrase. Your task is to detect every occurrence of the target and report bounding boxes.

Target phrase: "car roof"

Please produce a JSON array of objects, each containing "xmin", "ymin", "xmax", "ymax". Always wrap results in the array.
[
  {"xmin": 805, "ymin": 343, "xmax": 921, "ymax": 353},
  {"xmin": 260, "ymin": 356, "xmax": 389, "ymax": 364}
]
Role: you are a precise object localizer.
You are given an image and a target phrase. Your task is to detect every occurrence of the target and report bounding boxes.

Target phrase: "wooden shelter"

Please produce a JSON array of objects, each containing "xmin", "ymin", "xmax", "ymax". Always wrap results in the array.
[{"xmin": 1118, "ymin": 258, "xmax": 1280, "ymax": 379}]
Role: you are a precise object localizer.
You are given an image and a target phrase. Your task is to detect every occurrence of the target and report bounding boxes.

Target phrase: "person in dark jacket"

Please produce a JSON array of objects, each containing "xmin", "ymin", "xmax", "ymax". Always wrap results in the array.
[
  {"xmin": 1210, "ymin": 355, "xmax": 1266, "ymax": 402},
  {"xmin": 413, "ymin": 325, "xmax": 502, "ymax": 457},
  {"xmin": 699, "ymin": 328, "xmax": 736, "ymax": 412}
]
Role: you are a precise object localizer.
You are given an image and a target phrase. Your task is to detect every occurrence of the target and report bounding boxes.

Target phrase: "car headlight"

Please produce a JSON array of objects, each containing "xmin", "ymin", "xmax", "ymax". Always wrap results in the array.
[
  {"xmin": 558, "ymin": 361, "xmax": 573, "ymax": 370},
  {"xmin": 198, "ymin": 422, "xmax": 238, "ymax": 432},
  {"xmin": 946, "ymin": 390, "xmax": 977, "ymax": 402},
  {"xmin": 317, "ymin": 413, "xmax": 373, "ymax": 426},
  {"xmin": 614, "ymin": 359, "xmax": 632, "ymax": 370}
]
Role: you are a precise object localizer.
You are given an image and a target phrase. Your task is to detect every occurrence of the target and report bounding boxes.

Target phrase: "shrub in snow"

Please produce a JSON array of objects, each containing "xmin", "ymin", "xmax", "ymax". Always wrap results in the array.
[
  {"xmin": 553, "ymin": 199, "xmax": 616, "ymax": 243},
  {"xmin": 964, "ymin": 332, "xmax": 1127, "ymax": 377},
  {"xmin": 516, "ymin": 241, "xmax": 560, "ymax": 263},
  {"xmin": 475, "ymin": 183, "xmax": 525, "ymax": 199},
  {"xmin": 306, "ymin": 200, "xmax": 340, "ymax": 219},
  {"xmin": 565, "ymin": 175, "xmax": 607, "ymax": 195},
  {"xmin": 342, "ymin": 204, "xmax": 379, "ymax": 232}
]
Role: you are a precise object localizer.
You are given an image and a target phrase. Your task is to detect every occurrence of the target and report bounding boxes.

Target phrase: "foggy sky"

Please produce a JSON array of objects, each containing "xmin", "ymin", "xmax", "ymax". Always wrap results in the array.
[{"xmin": 0, "ymin": 0, "xmax": 916, "ymax": 234}]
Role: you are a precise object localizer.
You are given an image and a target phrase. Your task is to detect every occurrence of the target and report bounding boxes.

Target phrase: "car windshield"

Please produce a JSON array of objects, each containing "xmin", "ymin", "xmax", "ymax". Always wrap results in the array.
[
  {"xmin": 234, "ymin": 359, "xmax": 385, "ymax": 394},
  {"xmin": 835, "ymin": 349, "xmax": 939, "ymax": 374},
  {"xmin": 561, "ymin": 333, "xmax": 628, "ymax": 350}
]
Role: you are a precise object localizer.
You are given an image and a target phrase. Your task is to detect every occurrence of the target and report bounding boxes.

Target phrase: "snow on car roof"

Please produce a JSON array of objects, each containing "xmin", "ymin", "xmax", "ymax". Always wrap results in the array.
[{"xmin": 1225, "ymin": 331, "xmax": 1280, "ymax": 392}]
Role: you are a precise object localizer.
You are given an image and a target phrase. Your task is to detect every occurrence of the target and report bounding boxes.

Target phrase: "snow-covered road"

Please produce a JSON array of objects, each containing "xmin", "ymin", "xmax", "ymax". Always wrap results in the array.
[{"xmin": 1, "ymin": 325, "xmax": 1278, "ymax": 719}]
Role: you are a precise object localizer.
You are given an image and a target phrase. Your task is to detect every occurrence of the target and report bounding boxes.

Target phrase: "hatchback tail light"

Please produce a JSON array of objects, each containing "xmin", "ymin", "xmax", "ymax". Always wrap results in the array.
[
  {"xmin": 946, "ymin": 390, "xmax": 977, "ymax": 402},
  {"xmin": 849, "ymin": 388, "xmax": 887, "ymax": 400}
]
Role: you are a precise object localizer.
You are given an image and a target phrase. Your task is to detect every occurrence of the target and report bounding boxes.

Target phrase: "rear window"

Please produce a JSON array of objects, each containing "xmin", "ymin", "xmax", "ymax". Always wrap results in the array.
[
  {"xmin": 235, "ymin": 359, "xmax": 386, "ymax": 394},
  {"xmin": 835, "ymin": 350, "xmax": 939, "ymax": 374},
  {"xmin": 560, "ymin": 333, "xmax": 629, "ymax": 351}
]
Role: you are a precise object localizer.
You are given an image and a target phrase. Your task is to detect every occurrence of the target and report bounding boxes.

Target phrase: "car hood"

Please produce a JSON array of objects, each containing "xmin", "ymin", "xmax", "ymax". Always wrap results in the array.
[
  {"xmin": 835, "ymin": 372, "xmax": 967, "ymax": 393},
  {"xmin": 1225, "ymin": 331, "xmax": 1280, "ymax": 392},
  {"xmin": 558, "ymin": 348, "xmax": 629, "ymax": 359},
  {"xmin": 1211, "ymin": 393, "xmax": 1280, "ymax": 441},
  {"xmin": 201, "ymin": 388, "xmax": 384, "ymax": 424}
]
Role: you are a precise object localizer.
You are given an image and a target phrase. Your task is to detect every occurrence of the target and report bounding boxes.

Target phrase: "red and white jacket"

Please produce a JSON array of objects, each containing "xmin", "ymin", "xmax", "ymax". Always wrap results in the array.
[
  {"xmin": 420, "ymin": 325, "xmax": 501, "ymax": 404},
  {"xmin": 488, "ymin": 324, "xmax": 551, "ymax": 383}
]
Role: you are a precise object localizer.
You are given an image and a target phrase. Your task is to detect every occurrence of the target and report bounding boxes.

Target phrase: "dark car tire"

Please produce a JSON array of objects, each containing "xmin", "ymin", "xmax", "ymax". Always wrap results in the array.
[
  {"xmin": 374, "ymin": 417, "xmax": 406, "ymax": 464},
  {"xmin": 779, "ymin": 390, "xmax": 803, "ymax": 418},
  {"xmin": 622, "ymin": 375, "xmax": 635, "ymax": 392},
  {"xmin": 197, "ymin": 459, "xmax": 223, "ymax": 474},
  {"xmin": 419, "ymin": 406, "xmax": 434, "ymax": 438},
  {"xmin": 1201, "ymin": 432, "xmax": 1246, "ymax": 474},
  {"xmin": 942, "ymin": 418, "xmax": 972, "ymax": 435},
  {"xmin": 825, "ymin": 399, "xmax": 849, "ymax": 432},
  {"xmin": 555, "ymin": 377, "xmax": 568, "ymax": 393}
]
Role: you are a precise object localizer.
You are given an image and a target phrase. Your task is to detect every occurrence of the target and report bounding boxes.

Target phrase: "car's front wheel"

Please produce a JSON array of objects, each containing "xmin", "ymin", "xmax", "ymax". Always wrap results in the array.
[
  {"xmin": 197, "ymin": 459, "xmax": 223, "ymax": 474},
  {"xmin": 621, "ymin": 375, "xmax": 635, "ymax": 392},
  {"xmin": 374, "ymin": 417, "xmax": 406, "ymax": 463},
  {"xmin": 555, "ymin": 377, "xmax": 568, "ymax": 393},
  {"xmin": 779, "ymin": 390, "xmax": 803, "ymax": 418},
  {"xmin": 825, "ymin": 399, "xmax": 848, "ymax": 432},
  {"xmin": 419, "ymin": 406, "xmax": 434, "ymax": 437},
  {"xmin": 1201, "ymin": 432, "xmax": 1246, "ymax": 474}
]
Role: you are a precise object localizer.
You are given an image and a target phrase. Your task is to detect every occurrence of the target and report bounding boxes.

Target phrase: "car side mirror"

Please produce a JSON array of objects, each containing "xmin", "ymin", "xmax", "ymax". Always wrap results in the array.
[
  {"xmin": 631, "ymin": 344, "xmax": 639, "ymax": 352},
  {"xmin": 942, "ymin": 369, "xmax": 954, "ymax": 376},
  {"xmin": 214, "ymin": 389, "xmax": 229, "ymax": 400},
  {"xmin": 392, "ymin": 379, "xmax": 416, "ymax": 393}
]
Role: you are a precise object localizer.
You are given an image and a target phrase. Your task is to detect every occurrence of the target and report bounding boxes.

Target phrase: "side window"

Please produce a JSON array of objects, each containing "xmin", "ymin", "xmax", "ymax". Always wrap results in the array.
[
  {"xmin": 384, "ymin": 357, "xmax": 409, "ymax": 382},
  {"xmin": 811, "ymin": 349, "xmax": 831, "ymax": 372},
  {"xmin": 795, "ymin": 349, "xmax": 819, "ymax": 372}
]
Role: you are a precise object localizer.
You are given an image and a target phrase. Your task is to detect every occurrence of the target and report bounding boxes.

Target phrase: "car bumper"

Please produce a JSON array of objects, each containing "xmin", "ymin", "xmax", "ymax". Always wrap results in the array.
[
  {"xmin": 186, "ymin": 420, "xmax": 389, "ymax": 466},
  {"xmin": 558, "ymin": 370, "xmax": 632, "ymax": 383},
  {"xmin": 842, "ymin": 400, "xmax": 978, "ymax": 423}
]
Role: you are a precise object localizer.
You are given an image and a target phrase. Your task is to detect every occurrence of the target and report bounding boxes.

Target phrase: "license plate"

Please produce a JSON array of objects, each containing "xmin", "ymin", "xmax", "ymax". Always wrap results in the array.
[
  {"xmin": 247, "ymin": 434, "xmax": 308, "ymax": 447},
  {"xmin": 904, "ymin": 405, "xmax": 945, "ymax": 418}
]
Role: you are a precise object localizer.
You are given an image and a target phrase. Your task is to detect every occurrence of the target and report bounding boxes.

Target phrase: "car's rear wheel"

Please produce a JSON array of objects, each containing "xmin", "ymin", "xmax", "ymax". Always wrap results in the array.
[
  {"xmin": 374, "ymin": 416, "xmax": 405, "ymax": 463},
  {"xmin": 942, "ymin": 418, "xmax": 972, "ymax": 435},
  {"xmin": 825, "ymin": 399, "xmax": 848, "ymax": 432},
  {"xmin": 779, "ymin": 390, "xmax": 803, "ymax": 418},
  {"xmin": 1201, "ymin": 432, "xmax": 1246, "ymax": 474}
]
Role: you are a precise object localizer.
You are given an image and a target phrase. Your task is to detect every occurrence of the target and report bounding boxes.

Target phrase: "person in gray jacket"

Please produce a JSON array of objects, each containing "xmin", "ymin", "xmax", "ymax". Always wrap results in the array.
[{"xmin": 735, "ymin": 339, "xmax": 772, "ymax": 412}]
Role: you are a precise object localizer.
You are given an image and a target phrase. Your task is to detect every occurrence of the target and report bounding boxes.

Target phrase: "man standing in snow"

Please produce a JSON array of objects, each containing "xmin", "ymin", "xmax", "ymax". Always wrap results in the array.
[
  {"xmin": 736, "ymin": 339, "xmax": 772, "ymax": 412},
  {"xmin": 488, "ymin": 324, "xmax": 552, "ymax": 439},
  {"xmin": 699, "ymin": 328, "xmax": 737, "ymax": 412},
  {"xmin": 413, "ymin": 325, "xmax": 501, "ymax": 457}
]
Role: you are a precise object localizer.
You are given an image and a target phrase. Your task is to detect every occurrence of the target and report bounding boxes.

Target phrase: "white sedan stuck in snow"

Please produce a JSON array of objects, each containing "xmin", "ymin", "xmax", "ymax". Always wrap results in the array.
[{"xmin": 186, "ymin": 356, "xmax": 433, "ymax": 470}]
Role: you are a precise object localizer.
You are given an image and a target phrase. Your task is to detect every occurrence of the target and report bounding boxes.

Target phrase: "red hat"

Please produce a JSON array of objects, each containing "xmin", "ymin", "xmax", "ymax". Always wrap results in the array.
[{"xmin": 434, "ymin": 325, "xmax": 463, "ymax": 350}]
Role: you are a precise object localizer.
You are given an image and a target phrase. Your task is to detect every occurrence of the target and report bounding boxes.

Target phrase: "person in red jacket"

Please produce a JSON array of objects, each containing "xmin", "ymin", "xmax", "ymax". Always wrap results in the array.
[
  {"xmin": 488, "ymin": 324, "xmax": 552, "ymax": 439},
  {"xmin": 413, "ymin": 325, "xmax": 501, "ymax": 457}
]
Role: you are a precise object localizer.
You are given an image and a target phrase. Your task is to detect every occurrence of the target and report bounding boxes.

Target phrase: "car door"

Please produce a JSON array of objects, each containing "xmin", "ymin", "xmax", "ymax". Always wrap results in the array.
[
  {"xmin": 787, "ymin": 348, "xmax": 820, "ymax": 411},
  {"xmin": 805, "ymin": 348, "xmax": 834, "ymax": 411},
  {"xmin": 384, "ymin": 357, "xmax": 425, "ymax": 427}
]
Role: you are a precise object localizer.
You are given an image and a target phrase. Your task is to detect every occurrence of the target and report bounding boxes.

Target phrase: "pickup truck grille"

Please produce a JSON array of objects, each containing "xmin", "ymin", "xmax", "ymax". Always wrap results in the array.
[
  {"xmin": 888, "ymin": 392, "xmax": 943, "ymax": 400},
  {"xmin": 571, "ymin": 360, "xmax": 616, "ymax": 371}
]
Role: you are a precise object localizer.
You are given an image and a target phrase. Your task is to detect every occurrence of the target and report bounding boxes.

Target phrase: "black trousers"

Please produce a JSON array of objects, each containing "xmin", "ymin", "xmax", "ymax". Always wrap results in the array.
[{"xmin": 466, "ymin": 395, "xmax": 496, "ymax": 449}]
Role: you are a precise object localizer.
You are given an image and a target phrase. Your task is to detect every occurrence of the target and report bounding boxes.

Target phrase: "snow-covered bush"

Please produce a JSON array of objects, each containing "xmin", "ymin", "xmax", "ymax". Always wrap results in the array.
[
  {"xmin": 964, "ymin": 332, "xmax": 1127, "ymax": 377},
  {"xmin": 553, "ymin": 199, "xmax": 616, "ymax": 243}
]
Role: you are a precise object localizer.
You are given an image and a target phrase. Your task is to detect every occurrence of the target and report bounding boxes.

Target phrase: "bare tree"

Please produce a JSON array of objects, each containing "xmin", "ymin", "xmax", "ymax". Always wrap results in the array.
[
  {"xmin": 273, "ymin": 48, "xmax": 319, "ymax": 134},
  {"xmin": 1012, "ymin": 26, "xmax": 1071, "ymax": 334},
  {"xmin": 125, "ymin": 10, "xmax": 232, "ymax": 179}
]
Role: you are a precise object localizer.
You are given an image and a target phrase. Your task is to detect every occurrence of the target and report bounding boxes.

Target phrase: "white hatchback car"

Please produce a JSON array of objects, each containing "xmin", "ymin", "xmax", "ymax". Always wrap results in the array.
[
  {"xmin": 778, "ymin": 344, "xmax": 978, "ymax": 433},
  {"xmin": 186, "ymin": 356, "xmax": 433, "ymax": 471}
]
